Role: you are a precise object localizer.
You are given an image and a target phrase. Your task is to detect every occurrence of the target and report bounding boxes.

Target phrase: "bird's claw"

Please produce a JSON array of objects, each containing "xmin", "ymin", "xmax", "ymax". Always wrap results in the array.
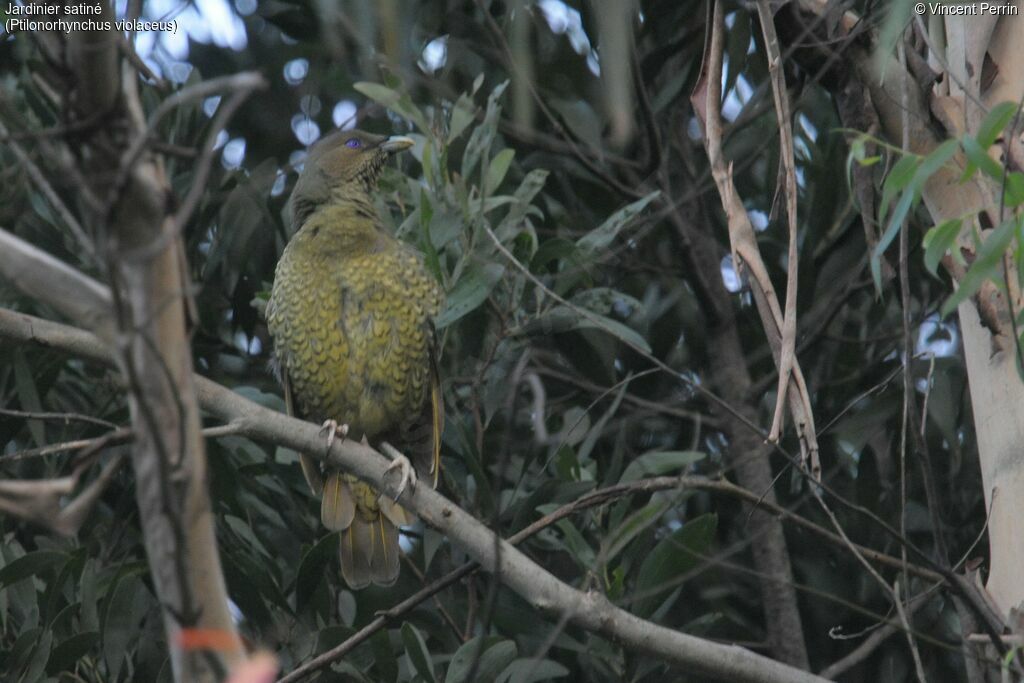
[
  {"xmin": 319, "ymin": 420, "xmax": 349, "ymax": 451},
  {"xmin": 381, "ymin": 442, "xmax": 416, "ymax": 501}
]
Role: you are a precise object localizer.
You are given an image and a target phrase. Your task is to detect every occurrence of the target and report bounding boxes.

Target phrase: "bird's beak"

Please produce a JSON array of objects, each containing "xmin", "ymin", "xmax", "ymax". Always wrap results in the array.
[{"xmin": 381, "ymin": 135, "xmax": 415, "ymax": 154}]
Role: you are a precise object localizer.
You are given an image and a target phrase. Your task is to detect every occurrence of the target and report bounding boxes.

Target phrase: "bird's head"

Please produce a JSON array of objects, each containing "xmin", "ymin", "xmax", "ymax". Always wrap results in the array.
[{"xmin": 290, "ymin": 129, "xmax": 414, "ymax": 226}]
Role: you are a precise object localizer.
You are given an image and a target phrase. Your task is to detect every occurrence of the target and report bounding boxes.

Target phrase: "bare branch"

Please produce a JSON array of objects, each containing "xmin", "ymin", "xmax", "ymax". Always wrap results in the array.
[
  {"xmin": 691, "ymin": 0, "xmax": 821, "ymax": 480},
  {"xmin": 755, "ymin": 0, "xmax": 801, "ymax": 449},
  {"xmin": 0, "ymin": 451, "xmax": 126, "ymax": 535}
]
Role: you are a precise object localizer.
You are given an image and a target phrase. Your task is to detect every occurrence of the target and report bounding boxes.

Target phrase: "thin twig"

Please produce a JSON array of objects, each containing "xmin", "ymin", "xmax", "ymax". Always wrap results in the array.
[
  {"xmin": 1, "ymin": 428, "xmax": 133, "ymax": 462},
  {"xmin": 106, "ymin": 72, "xmax": 265, "ymax": 229},
  {"xmin": 0, "ymin": 407, "xmax": 119, "ymax": 430},
  {"xmin": 894, "ymin": 577, "xmax": 928, "ymax": 682},
  {"xmin": 0, "ymin": 120, "xmax": 96, "ymax": 259},
  {"xmin": 821, "ymin": 585, "xmax": 940, "ymax": 679},
  {"xmin": 896, "ymin": 39, "xmax": 927, "ymax": 683}
]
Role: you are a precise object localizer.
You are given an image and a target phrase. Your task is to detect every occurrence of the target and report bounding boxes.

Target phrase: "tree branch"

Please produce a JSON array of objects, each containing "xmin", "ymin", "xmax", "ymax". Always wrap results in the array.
[
  {"xmin": 0, "ymin": 227, "xmax": 113, "ymax": 340},
  {"xmin": 0, "ymin": 306, "xmax": 830, "ymax": 683}
]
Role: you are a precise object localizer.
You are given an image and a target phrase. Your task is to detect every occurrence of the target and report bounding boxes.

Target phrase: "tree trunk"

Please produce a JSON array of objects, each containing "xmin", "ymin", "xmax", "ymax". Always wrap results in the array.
[{"xmin": 66, "ymin": 10, "xmax": 244, "ymax": 681}]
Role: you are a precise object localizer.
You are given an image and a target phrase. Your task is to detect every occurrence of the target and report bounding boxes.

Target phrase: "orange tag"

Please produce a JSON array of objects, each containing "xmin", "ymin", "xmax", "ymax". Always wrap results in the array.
[{"xmin": 176, "ymin": 628, "xmax": 243, "ymax": 652}]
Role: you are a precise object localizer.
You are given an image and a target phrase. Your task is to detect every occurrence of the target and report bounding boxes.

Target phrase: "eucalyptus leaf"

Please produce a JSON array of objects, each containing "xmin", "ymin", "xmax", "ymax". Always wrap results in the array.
[
  {"xmin": 446, "ymin": 637, "xmax": 515, "ymax": 683},
  {"xmin": 619, "ymin": 451, "xmax": 706, "ymax": 483},
  {"xmin": 436, "ymin": 262, "xmax": 505, "ymax": 328},
  {"xmin": 354, "ymin": 81, "xmax": 430, "ymax": 132},
  {"xmin": 402, "ymin": 622, "xmax": 436, "ymax": 683},
  {"xmin": 576, "ymin": 191, "xmax": 660, "ymax": 256},
  {"xmin": 922, "ymin": 218, "xmax": 962, "ymax": 277},
  {"xmin": 633, "ymin": 514, "xmax": 717, "ymax": 618},
  {"xmin": 497, "ymin": 658, "xmax": 570, "ymax": 683},
  {"xmin": 486, "ymin": 148, "xmax": 516, "ymax": 192},
  {"xmin": 941, "ymin": 216, "xmax": 1019, "ymax": 317},
  {"xmin": 449, "ymin": 93, "xmax": 477, "ymax": 142}
]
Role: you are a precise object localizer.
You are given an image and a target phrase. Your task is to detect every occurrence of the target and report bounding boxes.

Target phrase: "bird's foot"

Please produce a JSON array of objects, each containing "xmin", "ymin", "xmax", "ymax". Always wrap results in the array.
[
  {"xmin": 319, "ymin": 420, "xmax": 349, "ymax": 451},
  {"xmin": 380, "ymin": 442, "xmax": 417, "ymax": 501}
]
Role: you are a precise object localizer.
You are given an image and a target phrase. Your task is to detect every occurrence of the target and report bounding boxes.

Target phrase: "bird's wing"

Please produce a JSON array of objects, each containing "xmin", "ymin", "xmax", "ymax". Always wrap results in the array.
[
  {"xmin": 321, "ymin": 471, "xmax": 356, "ymax": 531},
  {"xmin": 428, "ymin": 326, "xmax": 443, "ymax": 488},
  {"xmin": 281, "ymin": 364, "xmax": 325, "ymax": 496}
]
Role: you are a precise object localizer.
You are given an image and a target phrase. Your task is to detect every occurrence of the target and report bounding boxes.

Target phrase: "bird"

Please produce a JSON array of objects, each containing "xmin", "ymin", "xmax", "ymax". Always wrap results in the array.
[{"xmin": 265, "ymin": 129, "xmax": 443, "ymax": 589}]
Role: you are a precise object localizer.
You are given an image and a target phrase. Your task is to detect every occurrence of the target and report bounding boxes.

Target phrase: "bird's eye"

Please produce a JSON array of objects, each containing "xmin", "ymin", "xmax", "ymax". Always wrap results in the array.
[{"xmin": 345, "ymin": 138, "xmax": 361, "ymax": 149}]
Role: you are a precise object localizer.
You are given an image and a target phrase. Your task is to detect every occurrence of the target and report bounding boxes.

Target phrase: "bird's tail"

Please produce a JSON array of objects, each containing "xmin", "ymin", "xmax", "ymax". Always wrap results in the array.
[{"xmin": 323, "ymin": 472, "xmax": 409, "ymax": 589}]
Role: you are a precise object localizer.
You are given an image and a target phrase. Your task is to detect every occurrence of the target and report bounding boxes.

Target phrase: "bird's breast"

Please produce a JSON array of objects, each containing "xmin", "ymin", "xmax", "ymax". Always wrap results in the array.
[{"xmin": 268, "ymin": 240, "xmax": 440, "ymax": 438}]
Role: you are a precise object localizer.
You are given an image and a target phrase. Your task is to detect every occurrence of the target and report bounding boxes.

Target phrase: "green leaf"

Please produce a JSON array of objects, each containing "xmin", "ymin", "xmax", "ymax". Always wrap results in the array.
[
  {"xmin": 354, "ymin": 81, "xmax": 430, "ymax": 133},
  {"xmin": 530, "ymin": 238, "xmax": 582, "ymax": 271},
  {"xmin": 962, "ymin": 135, "xmax": 1003, "ymax": 179},
  {"xmin": 22, "ymin": 628, "xmax": 53, "ymax": 683},
  {"xmin": 422, "ymin": 139, "xmax": 436, "ymax": 189},
  {"xmin": 1004, "ymin": 172, "xmax": 1024, "ymax": 207},
  {"xmin": 922, "ymin": 218, "xmax": 963, "ymax": 277},
  {"xmin": 550, "ymin": 98, "xmax": 603, "ymax": 150},
  {"xmin": 79, "ymin": 559, "xmax": 99, "ymax": 633},
  {"xmin": 295, "ymin": 533, "xmax": 337, "ymax": 612},
  {"xmin": 463, "ymin": 80, "xmax": 509, "ymax": 178},
  {"xmin": 877, "ymin": 142, "xmax": 958, "ymax": 270},
  {"xmin": 652, "ymin": 63, "xmax": 693, "ymax": 114},
  {"xmin": 225, "ymin": 515, "xmax": 272, "ymax": 560},
  {"xmin": 46, "ymin": 631, "xmax": 99, "ymax": 675},
  {"xmin": 571, "ymin": 287, "xmax": 645, "ymax": 318},
  {"xmin": 601, "ymin": 498, "xmax": 673, "ymax": 566},
  {"xmin": 8, "ymin": 626, "xmax": 41, "ymax": 676},
  {"xmin": 436, "ymin": 263, "xmax": 505, "ymax": 328},
  {"xmin": 878, "ymin": 154, "xmax": 919, "ymax": 224},
  {"xmin": 872, "ymin": 187, "xmax": 917, "ymax": 292},
  {"xmin": 486, "ymin": 149, "xmax": 516, "ymax": 192},
  {"xmin": 619, "ymin": 451, "xmax": 706, "ymax": 483},
  {"xmin": 577, "ymin": 377, "xmax": 629, "ymax": 463},
  {"xmin": 12, "ymin": 349, "xmax": 45, "ymax": 447},
  {"xmin": 497, "ymin": 658, "xmax": 570, "ymax": 683},
  {"xmin": 401, "ymin": 622, "xmax": 436, "ymax": 683},
  {"xmin": 575, "ymin": 311, "xmax": 652, "ymax": 354},
  {"xmin": 941, "ymin": 216, "xmax": 1019, "ymax": 317},
  {"xmin": 370, "ymin": 628, "xmax": 398, "ymax": 682},
  {"xmin": 576, "ymin": 191, "xmax": 660, "ymax": 256},
  {"xmin": 103, "ymin": 575, "xmax": 143, "ymax": 681},
  {"xmin": 916, "ymin": 139, "xmax": 959, "ymax": 183},
  {"xmin": 522, "ymin": 305, "xmax": 652, "ymax": 353},
  {"xmin": 446, "ymin": 637, "xmax": 517, "ymax": 683},
  {"xmin": 633, "ymin": 514, "xmax": 717, "ymax": 618},
  {"xmin": 493, "ymin": 169, "xmax": 549, "ymax": 242},
  {"xmin": 977, "ymin": 101, "xmax": 1019, "ymax": 148},
  {"xmin": 553, "ymin": 517, "xmax": 596, "ymax": 569},
  {"xmin": 0, "ymin": 550, "xmax": 66, "ymax": 588},
  {"xmin": 475, "ymin": 641, "xmax": 519, "ymax": 682},
  {"xmin": 419, "ymin": 190, "xmax": 443, "ymax": 282},
  {"xmin": 449, "ymin": 93, "xmax": 477, "ymax": 142}
]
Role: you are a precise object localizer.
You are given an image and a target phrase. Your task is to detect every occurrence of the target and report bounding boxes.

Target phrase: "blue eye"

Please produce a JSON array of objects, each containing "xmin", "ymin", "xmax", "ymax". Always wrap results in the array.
[{"xmin": 345, "ymin": 138, "xmax": 361, "ymax": 149}]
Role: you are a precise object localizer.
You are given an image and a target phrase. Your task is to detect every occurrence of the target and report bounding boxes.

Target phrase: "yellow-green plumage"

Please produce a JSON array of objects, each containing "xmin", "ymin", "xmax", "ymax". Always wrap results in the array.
[{"xmin": 266, "ymin": 130, "xmax": 442, "ymax": 589}]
